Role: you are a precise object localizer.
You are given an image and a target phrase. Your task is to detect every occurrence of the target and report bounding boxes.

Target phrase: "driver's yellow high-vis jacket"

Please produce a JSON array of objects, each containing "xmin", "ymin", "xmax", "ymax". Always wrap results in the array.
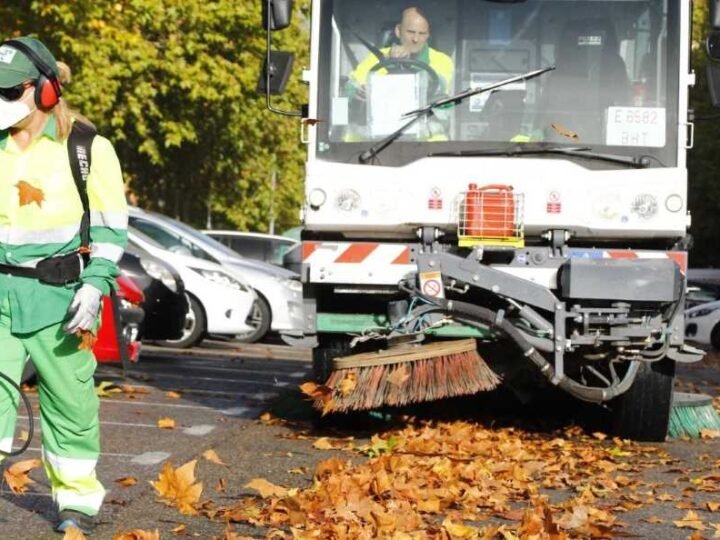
[{"xmin": 348, "ymin": 44, "xmax": 454, "ymax": 95}]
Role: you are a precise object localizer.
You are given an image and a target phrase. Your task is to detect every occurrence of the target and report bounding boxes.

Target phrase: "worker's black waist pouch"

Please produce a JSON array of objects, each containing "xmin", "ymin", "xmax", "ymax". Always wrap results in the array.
[{"xmin": 0, "ymin": 252, "xmax": 85, "ymax": 285}]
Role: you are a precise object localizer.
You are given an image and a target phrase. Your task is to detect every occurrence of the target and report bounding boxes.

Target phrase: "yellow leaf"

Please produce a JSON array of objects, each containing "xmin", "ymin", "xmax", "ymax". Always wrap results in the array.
[
  {"xmin": 202, "ymin": 449, "xmax": 226, "ymax": 466},
  {"xmin": 700, "ymin": 429, "xmax": 720, "ymax": 439},
  {"xmin": 3, "ymin": 458, "xmax": 41, "ymax": 494},
  {"xmin": 674, "ymin": 510, "xmax": 707, "ymax": 531},
  {"xmin": 114, "ymin": 476, "xmax": 138, "ymax": 488},
  {"xmin": 165, "ymin": 391, "xmax": 182, "ymax": 400},
  {"xmin": 96, "ymin": 380, "xmax": 122, "ymax": 398},
  {"xmin": 76, "ymin": 329, "xmax": 98, "ymax": 351},
  {"xmin": 708, "ymin": 502, "xmax": 720, "ymax": 512},
  {"xmin": 215, "ymin": 478, "xmax": 226, "ymax": 493},
  {"xmin": 150, "ymin": 460, "xmax": 202, "ymax": 515},
  {"xmin": 244, "ymin": 478, "xmax": 288, "ymax": 499},
  {"xmin": 63, "ymin": 526, "xmax": 87, "ymax": 540},
  {"xmin": 112, "ymin": 530, "xmax": 161, "ymax": 540},
  {"xmin": 158, "ymin": 417, "xmax": 176, "ymax": 429},
  {"xmin": 442, "ymin": 517, "xmax": 480, "ymax": 538},
  {"xmin": 312, "ymin": 437, "xmax": 334, "ymax": 450},
  {"xmin": 339, "ymin": 372, "xmax": 357, "ymax": 397}
]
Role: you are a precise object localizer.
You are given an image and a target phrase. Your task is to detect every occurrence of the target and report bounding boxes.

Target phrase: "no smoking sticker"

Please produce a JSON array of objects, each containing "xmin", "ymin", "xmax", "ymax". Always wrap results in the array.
[{"xmin": 419, "ymin": 271, "xmax": 445, "ymax": 299}]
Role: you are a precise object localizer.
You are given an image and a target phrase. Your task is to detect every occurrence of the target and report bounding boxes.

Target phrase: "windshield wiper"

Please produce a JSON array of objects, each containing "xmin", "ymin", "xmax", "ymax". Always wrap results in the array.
[
  {"xmin": 358, "ymin": 66, "xmax": 555, "ymax": 165},
  {"xmin": 429, "ymin": 145, "xmax": 651, "ymax": 168}
]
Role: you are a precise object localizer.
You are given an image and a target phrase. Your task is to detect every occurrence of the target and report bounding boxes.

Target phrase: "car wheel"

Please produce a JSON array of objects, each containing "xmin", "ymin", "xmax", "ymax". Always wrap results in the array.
[
  {"xmin": 160, "ymin": 295, "xmax": 206, "ymax": 348},
  {"xmin": 611, "ymin": 358, "xmax": 675, "ymax": 442},
  {"xmin": 711, "ymin": 324, "xmax": 720, "ymax": 350},
  {"xmin": 236, "ymin": 295, "xmax": 272, "ymax": 344}
]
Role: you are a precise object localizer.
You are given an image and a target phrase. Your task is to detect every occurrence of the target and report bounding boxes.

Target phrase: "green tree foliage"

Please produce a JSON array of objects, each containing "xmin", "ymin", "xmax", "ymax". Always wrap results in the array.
[
  {"xmin": 690, "ymin": 0, "xmax": 720, "ymax": 267},
  {"xmin": 3, "ymin": 0, "xmax": 309, "ymax": 232}
]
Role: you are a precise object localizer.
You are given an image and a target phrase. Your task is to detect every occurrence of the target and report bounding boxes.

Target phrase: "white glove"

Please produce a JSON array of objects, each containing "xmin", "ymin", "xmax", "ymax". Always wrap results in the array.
[{"xmin": 64, "ymin": 284, "xmax": 103, "ymax": 334}]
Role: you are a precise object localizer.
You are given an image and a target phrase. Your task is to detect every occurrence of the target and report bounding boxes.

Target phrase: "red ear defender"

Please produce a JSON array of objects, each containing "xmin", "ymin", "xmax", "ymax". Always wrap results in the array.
[{"xmin": 35, "ymin": 74, "xmax": 61, "ymax": 109}]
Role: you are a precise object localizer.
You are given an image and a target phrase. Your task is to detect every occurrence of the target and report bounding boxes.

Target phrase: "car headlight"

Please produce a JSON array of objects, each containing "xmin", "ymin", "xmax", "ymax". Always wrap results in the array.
[
  {"xmin": 687, "ymin": 307, "xmax": 718, "ymax": 319},
  {"xmin": 189, "ymin": 267, "xmax": 249, "ymax": 292},
  {"xmin": 272, "ymin": 275, "xmax": 302, "ymax": 293},
  {"xmin": 140, "ymin": 259, "xmax": 178, "ymax": 292}
]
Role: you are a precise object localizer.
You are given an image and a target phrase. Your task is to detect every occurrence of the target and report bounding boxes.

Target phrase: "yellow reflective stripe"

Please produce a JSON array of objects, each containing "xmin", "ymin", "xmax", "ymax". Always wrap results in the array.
[
  {"xmin": 0, "ymin": 437, "xmax": 12, "ymax": 453},
  {"xmin": 0, "ymin": 224, "xmax": 79, "ymax": 245},
  {"xmin": 43, "ymin": 448, "xmax": 105, "ymax": 513},
  {"xmin": 90, "ymin": 242, "xmax": 124, "ymax": 263},
  {"xmin": 90, "ymin": 210, "xmax": 128, "ymax": 229}
]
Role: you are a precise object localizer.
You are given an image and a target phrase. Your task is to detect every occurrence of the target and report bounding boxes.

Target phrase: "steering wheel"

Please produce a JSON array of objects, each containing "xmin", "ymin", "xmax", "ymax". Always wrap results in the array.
[
  {"xmin": 354, "ymin": 32, "xmax": 442, "ymax": 99},
  {"xmin": 368, "ymin": 57, "xmax": 441, "ymax": 98}
]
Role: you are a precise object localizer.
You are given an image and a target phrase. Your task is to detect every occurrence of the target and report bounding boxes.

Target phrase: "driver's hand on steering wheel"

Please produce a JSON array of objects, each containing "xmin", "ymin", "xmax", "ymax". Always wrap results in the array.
[{"xmin": 389, "ymin": 44, "xmax": 411, "ymax": 59}]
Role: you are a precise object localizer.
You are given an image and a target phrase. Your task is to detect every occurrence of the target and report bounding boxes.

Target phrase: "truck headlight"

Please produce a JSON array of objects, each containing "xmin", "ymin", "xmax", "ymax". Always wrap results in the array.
[
  {"xmin": 189, "ymin": 267, "xmax": 249, "ymax": 292},
  {"xmin": 140, "ymin": 259, "xmax": 178, "ymax": 292}
]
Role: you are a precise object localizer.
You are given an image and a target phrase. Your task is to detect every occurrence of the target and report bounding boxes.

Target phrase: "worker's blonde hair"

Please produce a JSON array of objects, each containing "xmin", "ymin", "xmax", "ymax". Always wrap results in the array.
[{"xmin": 53, "ymin": 61, "xmax": 95, "ymax": 140}]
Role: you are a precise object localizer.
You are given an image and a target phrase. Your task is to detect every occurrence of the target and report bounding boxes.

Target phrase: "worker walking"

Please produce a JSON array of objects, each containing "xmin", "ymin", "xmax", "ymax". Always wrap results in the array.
[{"xmin": 0, "ymin": 36, "xmax": 127, "ymax": 533}]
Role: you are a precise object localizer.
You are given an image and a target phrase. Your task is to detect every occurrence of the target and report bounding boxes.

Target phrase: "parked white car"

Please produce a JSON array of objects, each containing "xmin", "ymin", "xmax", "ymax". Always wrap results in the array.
[
  {"xmin": 685, "ymin": 300, "xmax": 720, "ymax": 350},
  {"xmin": 128, "ymin": 229, "xmax": 257, "ymax": 348},
  {"xmin": 129, "ymin": 207, "xmax": 304, "ymax": 343}
]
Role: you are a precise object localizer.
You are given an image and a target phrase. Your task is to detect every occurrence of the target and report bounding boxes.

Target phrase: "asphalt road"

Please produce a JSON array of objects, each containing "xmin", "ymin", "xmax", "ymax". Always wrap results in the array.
[{"xmin": 0, "ymin": 342, "xmax": 718, "ymax": 539}]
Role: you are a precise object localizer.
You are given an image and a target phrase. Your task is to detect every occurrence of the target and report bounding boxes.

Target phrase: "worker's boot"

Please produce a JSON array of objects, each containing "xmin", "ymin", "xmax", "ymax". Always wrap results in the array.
[{"xmin": 55, "ymin": 509, "xmax": 96, "ymax": 534}]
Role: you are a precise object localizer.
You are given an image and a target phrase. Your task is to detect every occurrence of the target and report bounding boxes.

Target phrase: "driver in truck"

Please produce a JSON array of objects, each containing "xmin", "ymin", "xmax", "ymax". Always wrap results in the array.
[{"xmin": 346, "ymin": 6, "xmax": 454, "ymax": 100}]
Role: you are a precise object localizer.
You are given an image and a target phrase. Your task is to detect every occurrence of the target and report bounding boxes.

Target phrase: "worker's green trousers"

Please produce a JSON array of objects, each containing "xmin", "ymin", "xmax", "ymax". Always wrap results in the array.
[{"xmin": 0, "ymin": 297, "xmax": 105, "ymax": 516}]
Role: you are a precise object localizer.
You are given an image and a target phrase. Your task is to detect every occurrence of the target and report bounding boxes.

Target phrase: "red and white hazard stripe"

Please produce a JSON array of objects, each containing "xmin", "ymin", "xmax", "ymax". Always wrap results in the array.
[{"xmin": 302, "ymin": 242, "xmax": 415, "ymax": 285}]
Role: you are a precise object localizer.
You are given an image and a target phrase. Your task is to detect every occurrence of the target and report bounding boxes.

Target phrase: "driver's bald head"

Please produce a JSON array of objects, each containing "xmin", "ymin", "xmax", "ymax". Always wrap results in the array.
[
  {"xmin": 396, "ymin": 6, "xmax": 431, "ymax": 54},
  {"xmin": 400, "ymin": 6, "xmax": 431, "ymax": 30}
]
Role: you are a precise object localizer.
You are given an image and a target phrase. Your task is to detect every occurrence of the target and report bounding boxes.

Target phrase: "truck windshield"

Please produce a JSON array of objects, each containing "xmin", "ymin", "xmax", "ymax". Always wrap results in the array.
[{"xmin": 314, "ymin": 0, "xmax": 679, "ymax": 168}]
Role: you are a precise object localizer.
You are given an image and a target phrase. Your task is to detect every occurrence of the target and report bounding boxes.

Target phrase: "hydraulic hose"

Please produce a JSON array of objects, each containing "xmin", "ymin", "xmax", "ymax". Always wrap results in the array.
[
  {"xmin": 0, "ymin": 370, "xmax": 34, "ymax": 457},
  {"xmin": 411, "ymin": 293, "xmax": 639, "ymax": 403}
]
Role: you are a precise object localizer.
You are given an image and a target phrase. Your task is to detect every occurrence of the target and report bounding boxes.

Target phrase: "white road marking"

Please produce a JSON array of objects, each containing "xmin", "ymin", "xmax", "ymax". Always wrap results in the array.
[
  {"xmin": 96, "ymin": 371, "xmax": 292, "ymax": 386},
  {"xmin": 131, "ymin": 451, "xmax": 171, "ymax": 465},
  {"xmin": 183, "ymin": 425, "xmax": 216, "ymax": 436},
  {"xmin": 19, "ymin": 447, "xmax": 140, "ymax": 459}
]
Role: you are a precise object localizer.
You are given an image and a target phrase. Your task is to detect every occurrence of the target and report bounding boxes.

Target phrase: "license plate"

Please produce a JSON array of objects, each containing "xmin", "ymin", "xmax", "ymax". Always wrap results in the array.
[{"xmin": 605, "ymin": 106, "xmax": 666, "ymax": 148}]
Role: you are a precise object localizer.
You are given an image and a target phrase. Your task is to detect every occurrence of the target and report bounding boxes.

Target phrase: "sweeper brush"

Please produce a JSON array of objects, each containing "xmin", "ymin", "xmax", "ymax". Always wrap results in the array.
[{"xmin": 316, "ymin": 338, "xmax": 500, "ymax": 413}]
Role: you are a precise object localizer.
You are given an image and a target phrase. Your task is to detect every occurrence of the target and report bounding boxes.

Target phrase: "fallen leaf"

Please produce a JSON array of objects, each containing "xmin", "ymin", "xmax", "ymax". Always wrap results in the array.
[
  {"xmin": 158, "ymin": 417, "xmax": 176, "ymax": 429},
  {"xmin": 674, "ymin": 510, "xmax": 707, "ymax": 531},
  {"xmin": 551, "ymin": 122, "xmax": 579, "ymax": 141},
  {"xmin": 76, "ymin": 329, "xmax": 98, "ymax": 351},
  {"xmin": 3, "ymin": 458, "xmax": 41, "ymax": 494},
  {"xmin": 16, "ymin": 180, "xmax": 44, "ymax": 207},
  {"xmin": 171, "ymin": 524, "xmax": 186, "ymax": 534},
  {"xmin": 96, "ymin": 380, "xmax": 122, "ymax": 398},
  {"xmin": 701, "ymin": 429, "xmax": 720, "ymax": 440},
  {"xmin": 215, "ymin": 478, "xmax": 226, "ymax": 493},
  {"xmin": 112, "ymin": 530, "xmax": 160, "ymax": 540},
  {"xmin": 339, "ymin": 372, "xmax": 357, "ymax": 397},
  {"xmin": 115, "ymin": 476, "xmax": 138, "ymax": 488},
  {"xmin": 708, "ymin": 502, "xmax": 720, "ymax": 512},
  {"xmin": 288, "ymin": 467, "xmax": 308, "ymax": 475},
  {"xmin": 313, "ymin": 437, "xmax": 333, "ymax": 450},
  {"xmin": 63, "ymin": 527, "xmax": 87, "ymax": 540},
  {"xmin": 150, "ymin": 460, "xmax": 202, "ymax": 515},
  {"xmin": 165, "ymin": 391, "xmax": 182, "ymax": 400},
  {"xmin": 202, "ymin": 449, "xmax": 226, "ymax": 466},
  {"xmin": 244, "ymin": 478, "xmax": 288, "ymax": 499}
]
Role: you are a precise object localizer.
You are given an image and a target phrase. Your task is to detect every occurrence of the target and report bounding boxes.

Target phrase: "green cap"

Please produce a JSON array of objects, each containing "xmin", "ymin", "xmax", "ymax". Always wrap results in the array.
[{"xmin": 0, "ymin": 36, "xmax": 59, "ymax": 89}]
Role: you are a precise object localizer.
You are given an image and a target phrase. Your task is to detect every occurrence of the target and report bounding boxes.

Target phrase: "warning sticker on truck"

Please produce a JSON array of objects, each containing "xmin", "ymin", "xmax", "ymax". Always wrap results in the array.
[{"xmin": 420, "ymin": 271, "xmax": 445, "ymax": 299}]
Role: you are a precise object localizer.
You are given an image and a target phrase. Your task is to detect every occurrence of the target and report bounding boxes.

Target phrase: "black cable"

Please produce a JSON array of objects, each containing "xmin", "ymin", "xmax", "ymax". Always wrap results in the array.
[{"xmin": 0, "ymin": 370, "xmax": 34, "ymax": 457}]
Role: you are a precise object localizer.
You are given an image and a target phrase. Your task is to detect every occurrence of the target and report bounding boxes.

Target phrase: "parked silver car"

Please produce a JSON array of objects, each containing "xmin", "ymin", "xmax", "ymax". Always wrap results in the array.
[
  {"xmin": 203, "ymin": 230, "xmax": 299, "ymax": 267},
  {"xmin": 128, "ymin": 208, "xmax": 304, "ymax": 343}
]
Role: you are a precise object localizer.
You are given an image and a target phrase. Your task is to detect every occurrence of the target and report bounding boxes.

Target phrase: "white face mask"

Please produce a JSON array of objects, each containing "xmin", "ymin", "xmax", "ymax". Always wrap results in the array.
[{"xmin": 0, "ymin": 99, "xmax": 34, "ymax": 130}]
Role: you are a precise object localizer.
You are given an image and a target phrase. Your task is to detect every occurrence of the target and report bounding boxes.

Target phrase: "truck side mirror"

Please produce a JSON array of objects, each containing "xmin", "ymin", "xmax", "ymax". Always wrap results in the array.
[
  {"xmin": 263, "ymin": 0, "xmax": 294, "ymax": 31},
  {"xmin": 257, "ymin": 51, "xmax": 295, "ymax": 95}
]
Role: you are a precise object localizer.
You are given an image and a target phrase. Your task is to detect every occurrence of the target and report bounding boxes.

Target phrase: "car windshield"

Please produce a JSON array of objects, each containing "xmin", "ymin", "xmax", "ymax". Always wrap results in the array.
[
  {"xmin": 315, "ymin": 0, "xmax": 678, "ymax": 168},
  {"xmin": 147, "ymin": 214, "xmax": 247, "ymax": 260}
]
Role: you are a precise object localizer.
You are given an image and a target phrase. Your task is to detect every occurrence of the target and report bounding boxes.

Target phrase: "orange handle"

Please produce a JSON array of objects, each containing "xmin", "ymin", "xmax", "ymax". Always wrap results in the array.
[{"xmin": 476, "ymin": 184, "xmax": 514, "ymax": 192}]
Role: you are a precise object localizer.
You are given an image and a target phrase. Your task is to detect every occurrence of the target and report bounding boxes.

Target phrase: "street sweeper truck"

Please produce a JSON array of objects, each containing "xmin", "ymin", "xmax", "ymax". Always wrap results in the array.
[{"xmin": 263, "ymin": 0, "xmax": 703, "ymax": 441}]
